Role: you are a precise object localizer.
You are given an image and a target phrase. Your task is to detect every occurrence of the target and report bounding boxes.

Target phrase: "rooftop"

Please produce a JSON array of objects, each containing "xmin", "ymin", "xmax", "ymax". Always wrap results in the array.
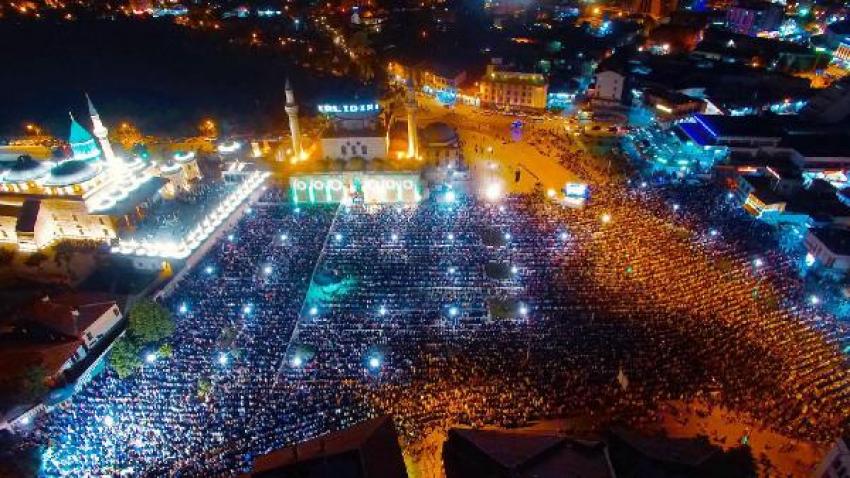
[
  {"xmin": 20, "ymin": 292, "xmax": 119, "ymax": 339},
  {"xmin": 811, "ymin": 227, "xmax": 850, "ymax": 256},
  {"xmin": 779, "ymin": 134, "xmax": 850, "ymax": 159}
]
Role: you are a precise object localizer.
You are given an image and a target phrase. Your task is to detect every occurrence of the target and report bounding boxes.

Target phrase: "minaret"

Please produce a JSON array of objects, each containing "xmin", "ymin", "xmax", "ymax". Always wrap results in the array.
[
  {"xmin": 86, "ymin": 93, "xmax": 118, "ymax": 167},
  {"xmin": 285, "ymin": 79, "xmax": 302, "ymax": 158},
  {"xmin": 405, "ymin": 77, "xmax": 419, "ymax": 159}
]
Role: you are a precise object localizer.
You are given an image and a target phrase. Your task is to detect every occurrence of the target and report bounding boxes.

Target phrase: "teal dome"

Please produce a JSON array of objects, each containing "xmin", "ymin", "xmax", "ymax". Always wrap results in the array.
[
  {"xmin": 68, "ymin": 116, "xmax": 101, "ymax": 161},
  {"xmin": 2, "ymin": 155, "xmax": 51, "ymax": 183},
  {"xmin": 43, "ymin": 159, "xmax": 99, "ymax": 186}
]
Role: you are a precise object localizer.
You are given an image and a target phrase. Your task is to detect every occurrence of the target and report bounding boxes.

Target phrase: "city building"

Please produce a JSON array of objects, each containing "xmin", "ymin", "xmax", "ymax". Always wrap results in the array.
[
  {"xmin": 591, "ymin": 69, "xmax": 626, "ymax": 105},
  {"xmin": 632, "ymin": 0, "xmax": 678, "ymax": 19},
  {"xmin": 726, "ymin": 0, "xmax": 784, "ymax": 36},
  {"xmin": 805, "ymin": 229, "xmax": 850, "ymax": 275},
  {"xmin": 643, "ymin": 86, "xmax": 705, "ymax": 120},
  {"xmin": 0, "ymin": 293, "xmax": 124, "ymax": 432},
  {"xmin": 813, "ymin": 436, "xmax": 850, "ymax": 478},
  {"xmin": 801, "ymin": 78, "xmax": 850, "ymax": 124},
  {"xmin": 246, "ymin": 415, "xmax": 407, "ymax": 478},
  {"xmin": 677, "ymin": 114, "xmax": 784, "ymax": 151},
  {"xmin": 478, "ymin": 64, "xmax": 549, "ymax": 110},
  {"xmin": 443, "ymin": 428, "xmax": 613, "ymax": 478},
  {"xmin": 318, "ymin": 100, "xmax": 388, "ymax": 162},
  {"xmin": 443, "ymin": 426, "xmax": 753, "ymax": 477},
  {"xmin": 0, "ymin": 95, "xmax": 203, "ymax": 253}
]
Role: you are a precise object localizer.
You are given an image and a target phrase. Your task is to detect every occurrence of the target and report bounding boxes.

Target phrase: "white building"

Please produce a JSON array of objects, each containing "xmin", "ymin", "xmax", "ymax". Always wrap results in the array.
[
  {"xmin": 593, "ymin": 70, "xmax": 625, "ymax": 104},
  {"xmin": 805, "ymin": 228, "xmax": 850, "ymax": 274}
]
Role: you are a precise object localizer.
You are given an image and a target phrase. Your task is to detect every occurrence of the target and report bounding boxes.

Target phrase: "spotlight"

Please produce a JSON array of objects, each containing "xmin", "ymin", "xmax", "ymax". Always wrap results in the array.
[
  {"xmin": 309, "ymin": 306, "xmax": 318, "ymax": 316},
  {"xmin": 600, "ymin": 213, "xmax": 612, "ymax": 224},
  {"xmin": 218, "ymin": 353, "xmax": 229, "ymax": 365},
  {"xmin": 368, "ymin": 357, "xmax": 381, "ymax": 369},
  {"xmin": 205, "ymin": 266, "xmax": 214, "ymax": 274},
  {"xmin": 103, "ymin": 415, "xmax": 115, "ymax": 427},
  {"xmin": 485, "ymin": 183, "xmax": 501, "ymax": 201},
  {"xmin": 291, "ymin": 355, "xmax": 303, "ymax": 367},
  {"xmin": 145, "ymin": 353, "xmax": 157, "ymax": 364},
  {"xmin": 444, "ymin": 190, "xmax": 457, "ymax": 203}
]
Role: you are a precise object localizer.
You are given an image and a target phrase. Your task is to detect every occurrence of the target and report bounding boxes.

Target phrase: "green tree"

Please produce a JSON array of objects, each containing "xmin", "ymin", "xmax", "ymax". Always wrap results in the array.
[
  {"xmin": 19, "ymin": 365, "xmax": 47, "ymax": 402},
  {"xmin": 109, "ymin": 337, "xmax": 142, "ymax": 379},
  {"xmin": 158, "ymin": 343, "xmax": 174, "ymax": 358},
  {"xmin": 197, "ymin": 377, "xmax": 212, "ymax": 399},
  {"xmin": 128, "ymin": 299, "xmax": 175, "ymax": 344},
  {"xmin": 24, "ymin": 252, "xmax": 47, "ymax": 268}
]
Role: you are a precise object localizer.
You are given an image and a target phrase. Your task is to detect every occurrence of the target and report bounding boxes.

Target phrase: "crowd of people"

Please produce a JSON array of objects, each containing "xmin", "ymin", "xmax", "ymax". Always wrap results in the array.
[{"xmin": 28, "ymin": 170, "xmax": 850, "ymax": 475}]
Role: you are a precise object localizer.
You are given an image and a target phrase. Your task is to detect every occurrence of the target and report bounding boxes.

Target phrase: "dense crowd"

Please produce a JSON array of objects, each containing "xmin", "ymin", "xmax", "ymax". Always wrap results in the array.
[{"xmin": 30, "ymin": 175, "xmax": 850, "ymax": 476}]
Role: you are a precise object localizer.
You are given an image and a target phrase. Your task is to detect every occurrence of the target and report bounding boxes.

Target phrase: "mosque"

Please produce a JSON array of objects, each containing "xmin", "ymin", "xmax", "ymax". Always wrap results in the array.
[
  {"xmin": 284, "ymin": 79, "xmax": 463, "ymax": 205},
  {"xmin": 0, "ymin": 95, "xmax": 201, "ymax": 252}
]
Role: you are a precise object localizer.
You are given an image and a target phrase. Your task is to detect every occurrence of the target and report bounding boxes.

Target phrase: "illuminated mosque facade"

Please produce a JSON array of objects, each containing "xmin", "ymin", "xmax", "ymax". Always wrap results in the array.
[{"xmin": 0, "ymin": 95, "xmax": 201, "ymax": 252}]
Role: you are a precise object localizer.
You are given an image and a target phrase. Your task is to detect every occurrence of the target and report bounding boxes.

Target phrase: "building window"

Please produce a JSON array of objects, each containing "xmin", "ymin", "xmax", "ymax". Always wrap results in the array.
[
  {"xmin": 341, "ymin": 145, "xmax": 347, "ymax": 155},
  {"xmin": 361, "ymin": 145, "xmax": 367, "ymax": 155}
]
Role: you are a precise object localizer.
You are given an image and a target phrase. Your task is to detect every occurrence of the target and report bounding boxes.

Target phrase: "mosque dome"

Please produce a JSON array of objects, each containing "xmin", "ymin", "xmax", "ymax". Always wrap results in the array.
[
  {"xmin": 43, "ymin": 159, "xmax": 99, "ymax": 186},
  {"xmin": 2, "ymin": 155, "xmax": 52, "ymax": 183},
  {"xmin": 68, "ymin": 116, "xmax": 101, "ymax": 161}
]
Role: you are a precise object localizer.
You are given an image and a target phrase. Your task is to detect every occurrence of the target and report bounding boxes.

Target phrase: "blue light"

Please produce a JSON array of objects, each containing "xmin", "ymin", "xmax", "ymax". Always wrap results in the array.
[
  {"xmin": 145, "ymin": 352, "xmax": 157, "ymax": 363},
  {"xmin": 805, "ymin": 253, "xmax": 815, "ymax": 267},
  {"xmin": 243, "ymin": 304, "xmax": 253, "ymax": 315},
  {"xmin": 309, "ymin": 306, "xmax": 318, "ymax": 316},
  {"xmin": 559, "ymin": 232, "xmax": 569, "ymax": 241},
  {"xmin": 205, "ymin": 266, "xmax": 214, "ymax": 274},
  {"xmin": 179, "ymin": 303, "xmax": 188, "ymax": 314},
  {"xmin": 263, "ymin": 265, "xmax": 273, "ymax": 275},
  {"xmin": 447, "ymin": 233, "xmax": 455, "ymax": 241},
  {"xmin": 228, "ymin": 234, "xmax": 235, "ymax": 242},
  {"xmin": 218, "ymin": 353, "xmax": 229, "ymax": 365},
  {"xmin": 709, "ymin": 229, "xmax": 719, "ymax": 237},
  {"xmin": 511, "ymin": 266, "xmax": 518, "ymax": 274},
  {"xmin": 291, "ymin": 355, "xmax": 303, "ymax": 367},
  {"xmin": 379, "ymin": 305, "xmax": 387, "ymax": 316},
  {"xmin": 504, "ymin": 232, "xmax": 512, "ymax": 240},
  {"xmin": 519, "ymin": 304, "xmax": 529, "ymax": 316},
  {"xmin": 280, "ymin": 233, "xmax": 288, "ymax": 241},
  {"xmin": 448, "ymin": 306, "xmax": 459, "ymax": 317},
  {"xmin": 391, "ymin": 232, "xmax": 399, "ymax": 241},
  {"xmin": 448, "ymin": 266, "xmax": 456, "ymax": 274},
  {"xmin": 444, "ymin": 190, "xmax": 457, "ymax": 203},
  {"xmin": 335, "ymin": 233, "xmax": 343, "ymax": 242},
  {"xmin": 368, "ymin": 356, "xmax": 381, "ymax": 369},
  {"xmin": 294, "ymin": 207, "xmax": 301, "ymax": 213}
]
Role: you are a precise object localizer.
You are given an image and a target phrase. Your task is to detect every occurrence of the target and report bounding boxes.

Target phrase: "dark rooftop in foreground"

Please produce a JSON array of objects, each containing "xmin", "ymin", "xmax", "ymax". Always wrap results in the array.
[
  {"xmin": 810, "ymin": 228, "xmax": 850, "ymax": 256},
  {"xmin": 247, "ymin": 415, "xmax": 407, "ymax": 478}
]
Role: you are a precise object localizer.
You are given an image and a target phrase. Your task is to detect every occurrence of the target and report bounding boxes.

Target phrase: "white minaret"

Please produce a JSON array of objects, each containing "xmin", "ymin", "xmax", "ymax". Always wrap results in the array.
[
  {"xmin": 285, "ymin": 79, "xmax": 302, "ymax": 158},
  {"xmin": 405, "ymin": 77, "xmax": 419, "ymax": 159},
  {"xmin": 86, "ymin": 93, "xmax": 119, "ymax": 169}
]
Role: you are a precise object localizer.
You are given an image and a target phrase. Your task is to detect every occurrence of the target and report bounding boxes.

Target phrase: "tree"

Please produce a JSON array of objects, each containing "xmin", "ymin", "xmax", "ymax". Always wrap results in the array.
[
  {"xmin": 19, "ymin": 365, "xmax": 47, "ymax": 402},
  {"xmin": 197, "ymin": 377, "xmax": 212, "ymax": 399},
  {"xmin": 109, "ymin": 337, "xmax": 142, "ymax": 379},
  {"xmin": 23, "ymin": 252, "xmax": 47, "ymax": 268},
  {"xmin": 0, "ymin": 248, "xmax": 13, "ymax": 267},
  {"xmin": 158, "ymin": 343, "xmax": 174, "ymax": 358},
  {"xmin": 128, "ymin": 299, "xmax": 175, "ymax": 345}
]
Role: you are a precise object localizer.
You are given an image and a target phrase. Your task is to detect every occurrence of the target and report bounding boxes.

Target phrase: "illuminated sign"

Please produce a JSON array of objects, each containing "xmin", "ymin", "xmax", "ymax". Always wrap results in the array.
[
  {"xmin": 290, "ymin": 173, "xmax": 421, "ymax": 204},
  {"xmin": 564, "ymin": 183, "xmax": 589, "ymax": 198},
  {"xmin": 317, "ymin": 103, "xmax": 380, "ymax": 114}
]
